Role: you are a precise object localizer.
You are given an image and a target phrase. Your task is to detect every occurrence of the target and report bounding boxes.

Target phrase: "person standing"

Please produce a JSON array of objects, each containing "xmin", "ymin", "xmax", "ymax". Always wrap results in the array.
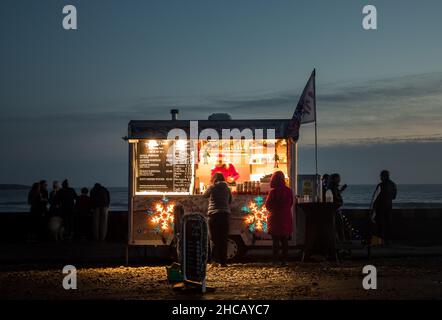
[
  {"xmin": 321, "ymin": 174, "xmax": 330, "ymax": 202},
  {"xmin": 265, "ymin": 171, "xmax": 293, "ymax": 266},
  {"xmin": 39, "ymin": 180, "xmax": 49, "ymax": 215},
  {"xmin": 370, "ymin": 170, "xmax": 397, "ymax": 245},
  {"xmin": 211, "ymin": 154, "xmax": 240, "ymax": 184},
  {"xmin": 47, "ymin": 181, "xmax": 63, "ymax": 242},
  {"xmin": 48, "ymin": 181, "xmax": 61, "ymax": 217},
  {"xmin": 90, "ymin": 183, "xmax": 110, "ymax": 241},
  {"xmin": 38, "ymin": 180, "xmax": 49, "ymax": 240},
  {"xmin": 328, "ymin": 173, "xmax": 348, "ymax": 242},
  {"xmin": 328, "ymin": 173, "xmax": 347, "ymax": 208},
  {"xmin": 204, "ymin": 172, "xmax": 232, "ymax": 267},
  {"xmin": 74, "ymin": 187, "xmax": 92, "ymax": 240},
  {"xmin": 27, "ymin": 182, "xmax": 41, "ymax": 241},
  {"xmin": 57, "ymin": 179, "xmax": 77, "ymax": 240}
]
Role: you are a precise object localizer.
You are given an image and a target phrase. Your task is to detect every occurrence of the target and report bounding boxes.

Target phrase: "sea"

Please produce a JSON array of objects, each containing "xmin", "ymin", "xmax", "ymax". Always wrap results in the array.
[{"xmin": 1, "ymin": 185, "xmax": 441, "ymax": 213}]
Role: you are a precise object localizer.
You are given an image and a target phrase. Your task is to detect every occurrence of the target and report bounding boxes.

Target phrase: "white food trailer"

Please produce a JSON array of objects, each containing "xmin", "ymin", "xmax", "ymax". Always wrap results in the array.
[{"xmin": 125, "ymin": 111, "xmax": 305, "ymax": 260}]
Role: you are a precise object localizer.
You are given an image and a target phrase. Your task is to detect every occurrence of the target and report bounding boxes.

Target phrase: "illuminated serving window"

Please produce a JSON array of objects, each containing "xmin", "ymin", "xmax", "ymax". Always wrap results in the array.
[
  {"xmin": 194, "ymin": 139, "xmax": 288, "ymax": 194},
  {"xmin": 134, "ymin": 138, "xmax": 289, "ymax": 195}
]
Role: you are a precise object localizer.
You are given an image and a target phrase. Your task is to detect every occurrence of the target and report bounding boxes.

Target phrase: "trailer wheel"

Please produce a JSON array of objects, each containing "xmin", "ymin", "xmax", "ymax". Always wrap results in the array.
[{"xmin": 227, "ymin": 236, "xmax": 246, "ymax": 261}]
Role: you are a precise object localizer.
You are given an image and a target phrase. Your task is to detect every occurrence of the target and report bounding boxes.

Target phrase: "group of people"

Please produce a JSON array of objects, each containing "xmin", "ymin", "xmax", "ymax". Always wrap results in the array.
[
  {"xmin": 27, "ymin": 179, "xmax": 111, "ymax": 242},
  {"xmin": 204, "ymin": 170, "xmax": 293, "ymax": 267},
  {"xmin": 204, "ymin": 169, "xmax": 398, "ymax": 266},
  {"xmin": 322, "ymin": 170, "xmax": 397, "ymax": 245}
]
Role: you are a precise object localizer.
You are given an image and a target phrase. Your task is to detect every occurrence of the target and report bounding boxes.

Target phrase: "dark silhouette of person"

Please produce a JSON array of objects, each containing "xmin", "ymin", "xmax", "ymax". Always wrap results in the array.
[
  {"xmin": 329, "ymin": 173, "xmax": 348, "ymax": 241},
  {"xmin": 48, "ymin": 181, "xmax": 61, "ymax": 217},
  {"xmin": 204, "ymin": 172, "xmax": 232, "ymax": 266},
  {"xmin": 27, "ymin": 182, "xmax": 41, "ymax": 241},
  {"xmin": 47, "ymin": 181, "xmax": 63, "ymax": 242},
  {"xmin": 90, "ymin": 183, "xmax": 111, "ymax": 241},
  {"xmin": 328, "ymin": 173, "xmax": 347, "ymax": 208},
  {"xmin": 57, "ymin": 179, "xmax": 77, "ymax": 240},
  {"xmin": 321, "ymin": 174, "xmax": 330, "ymax": 202},
  {"xmin": 74, "ymin": 187, "xmax": 92, "ymax": 240},
  {"xmin": 39, "ymin": 180, "xmax": 49, "ymax": 215},
  {"xmin": 38, "ymin": 180, "xmax": 49, "ymax": 240},
  {"xmin": 371, "ymin": 170, "xmax": 397, "ymax": 245},
  {"xmin": 28, "ymin": 183, "xmax": 41, "ymax": 215},
  {"xmin": 265, "ymin": 171, "xmax": 294, "ymax": 266}
]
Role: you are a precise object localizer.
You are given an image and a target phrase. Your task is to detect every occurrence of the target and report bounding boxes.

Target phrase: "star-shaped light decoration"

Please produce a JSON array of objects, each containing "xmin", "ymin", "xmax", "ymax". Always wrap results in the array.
[
  {"xmin": 242, "ymin": 196, "xmax": 269, "ymax": 233},
  {"xmin": 146, "ymin": 198, "xmax": 175, "ymax": 233}
]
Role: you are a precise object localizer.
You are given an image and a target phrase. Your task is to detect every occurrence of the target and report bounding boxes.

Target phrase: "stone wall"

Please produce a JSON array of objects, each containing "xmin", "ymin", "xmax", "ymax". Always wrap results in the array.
[{"xmin": 1, "ymin": 208, "xmax": 441, "ymax": 244}]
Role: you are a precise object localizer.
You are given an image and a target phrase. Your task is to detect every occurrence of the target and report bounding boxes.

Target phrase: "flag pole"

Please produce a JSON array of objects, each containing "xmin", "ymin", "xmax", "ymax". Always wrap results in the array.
[
  {"xmin": 313, "ymin": 69, "xmax": 319, "ymax": 202},
  {"xmin": 315, "ymin": 116, "xmax": 318, "ymax": 201}
]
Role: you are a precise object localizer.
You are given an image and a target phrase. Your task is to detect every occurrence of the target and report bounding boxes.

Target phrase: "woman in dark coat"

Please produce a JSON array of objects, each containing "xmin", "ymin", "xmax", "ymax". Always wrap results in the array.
[
  {"xmin": 204, "ymin": 172, "xmax": 232, "ymax": 266},
  {"xmin": 265, "ymin": 171, "xmax": 294, "ymax": 265}
]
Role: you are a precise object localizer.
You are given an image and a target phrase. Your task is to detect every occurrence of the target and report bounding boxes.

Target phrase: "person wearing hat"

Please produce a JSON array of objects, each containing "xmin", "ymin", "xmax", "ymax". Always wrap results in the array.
[{"xmin": 211, "ymin": 153, "xmax": 239, "ymax": 184}]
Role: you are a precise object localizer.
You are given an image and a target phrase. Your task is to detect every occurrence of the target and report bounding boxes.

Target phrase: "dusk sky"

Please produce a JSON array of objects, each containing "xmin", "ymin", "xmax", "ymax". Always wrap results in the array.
[{"xmin": 1, "ymin": 0, "xmax": 442, "ymax": 187}]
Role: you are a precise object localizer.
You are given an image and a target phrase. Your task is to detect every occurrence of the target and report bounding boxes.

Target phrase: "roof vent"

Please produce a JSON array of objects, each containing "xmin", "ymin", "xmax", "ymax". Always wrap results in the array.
[{"xmin": 170, "ymin": 109, "xmax": 179, "ymax": 120}]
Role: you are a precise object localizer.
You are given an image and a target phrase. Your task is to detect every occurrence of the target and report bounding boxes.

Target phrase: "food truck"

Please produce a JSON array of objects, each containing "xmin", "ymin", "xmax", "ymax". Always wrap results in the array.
[{"xmin": 125, "ymin": 110, "xmax": 303, "ymax": 260}]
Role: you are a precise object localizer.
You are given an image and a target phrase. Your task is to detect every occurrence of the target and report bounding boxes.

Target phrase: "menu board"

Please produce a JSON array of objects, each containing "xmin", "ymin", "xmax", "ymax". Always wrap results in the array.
[{"xmin": 137, "ymin": 140, "xmax": 192, "ymax": 193}]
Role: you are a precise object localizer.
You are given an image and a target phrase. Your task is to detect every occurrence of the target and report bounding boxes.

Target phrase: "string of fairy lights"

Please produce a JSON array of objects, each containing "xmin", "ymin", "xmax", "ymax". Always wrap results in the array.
[{"xmin": 339, "ymin": 210, "xmax": 362, "ymax": 241}]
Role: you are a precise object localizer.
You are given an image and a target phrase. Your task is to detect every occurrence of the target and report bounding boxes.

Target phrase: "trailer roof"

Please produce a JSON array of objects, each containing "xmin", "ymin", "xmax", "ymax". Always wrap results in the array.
[{"xmin": 127, "ymin": 119, "xmax": 298, "ymax": 140}]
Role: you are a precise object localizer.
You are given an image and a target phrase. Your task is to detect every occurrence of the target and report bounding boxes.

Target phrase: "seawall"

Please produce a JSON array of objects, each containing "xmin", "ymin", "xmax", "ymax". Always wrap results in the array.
[{"xmin": 1, "ymin": 208, "xmax": 441, "ymax": 244}]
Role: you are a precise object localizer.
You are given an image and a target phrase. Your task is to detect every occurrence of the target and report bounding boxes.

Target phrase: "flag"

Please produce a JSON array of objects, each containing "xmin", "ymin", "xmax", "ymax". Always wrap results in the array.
[{"xmin": 293, "ymin": 69, "xmax": 316, "ymax": 124}]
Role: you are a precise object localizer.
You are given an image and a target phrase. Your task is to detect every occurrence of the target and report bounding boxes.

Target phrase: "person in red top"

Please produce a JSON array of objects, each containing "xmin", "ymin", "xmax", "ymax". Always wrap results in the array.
[
  {"xmin": 265, "ymin": 171, "xmax": 294, "ymax": 266},
  {"xmin": 211, "ymin": 154, "xmax": 239, "ymax": 184}
]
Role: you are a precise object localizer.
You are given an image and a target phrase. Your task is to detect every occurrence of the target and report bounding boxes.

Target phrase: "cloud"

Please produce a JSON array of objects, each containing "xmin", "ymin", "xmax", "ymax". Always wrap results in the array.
[
  {"xmin": 300, "ymin": 133, "xmax": 442, "ymax": 147},
  {"xmin": 319, "ymin": 72, "xmax": 442, "ymax": 103},
  {"xmin": 2, "ymin": 71, "xmax": 442, "ymax": 185},
  {"xmin": 2, "ymin": 71, "xmax": 442, "ymax": 146},
  {"xmin": 298, "ymin": 140, "xmax": 442, "ymax": 185}
]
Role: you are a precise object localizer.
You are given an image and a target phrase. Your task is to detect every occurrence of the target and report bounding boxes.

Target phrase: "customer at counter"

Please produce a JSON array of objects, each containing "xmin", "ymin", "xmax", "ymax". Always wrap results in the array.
[
  {"xmin": 211, "ymin": 154, "xmax": 239, "ymax": 184},
  {"xmin": 265, "ymin": 171, "xmax": 293, "ymax": 266},
  {"xmin": 204, "ymin": 172, "xmax": 232, "ymax": 267}
]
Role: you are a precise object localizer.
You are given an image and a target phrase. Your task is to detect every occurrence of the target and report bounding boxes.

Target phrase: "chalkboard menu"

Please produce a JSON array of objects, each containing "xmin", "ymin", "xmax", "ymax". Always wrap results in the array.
[
  {"xmin": 137, "ymin": 140, "xmax": 193, "ymax": 193},
  {"xmin": 182, "ymin": 214, "xmax": 208, "ymax": 282}
]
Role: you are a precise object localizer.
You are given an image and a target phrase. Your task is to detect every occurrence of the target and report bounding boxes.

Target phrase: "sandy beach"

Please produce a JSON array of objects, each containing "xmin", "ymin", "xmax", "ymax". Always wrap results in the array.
[{"xmin": 1, "ymin": 255, "xmax": 442, "ymax": 300}]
